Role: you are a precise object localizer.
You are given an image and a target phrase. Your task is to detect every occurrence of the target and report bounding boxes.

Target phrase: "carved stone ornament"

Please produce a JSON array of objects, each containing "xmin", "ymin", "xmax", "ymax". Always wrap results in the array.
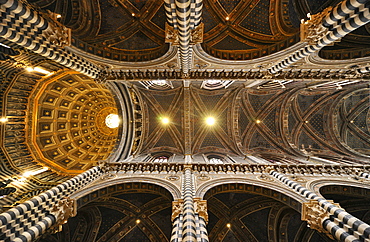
[
  {"xmin": 171, "ymin": 199, "xmax": 184, "ymax": 221},
  {"xmin": 301, "ymin": 200, "xmax": 340, "ymax": 239},
  {"xmin": 300, "ymin": 6, "xmax": 334, "ymax": 45},
  {"xmin": 165, "ymin": 23, "xmax": 179, "ymax": 45},
  {"xmin": 194, "ymin": 198, "xmax": 208, "ymax": 223},
  {"xmin": 101, "ymin": 173, "xmax": 117, "ymax": 180},
  {"xmin": 167, "ymin": 175, "xmax": 180, "ymax": 181},
  {"xmin": 197, "ymin": 173, "xmax": 210, "ymax": 181},
  {"xmin": 190, "ymin": 23, "xmax": 204, "ymax": 44},
  {"xmin": 41, "ymin": 10, "xmax": 71, "ymax": 47},
  {"xmin": 49, "ymin": 198, "xmax": 77, "ymax": 233},
  {"xmin": 257, "ymin": 174, "xmax": 274, "ymax": 182}
]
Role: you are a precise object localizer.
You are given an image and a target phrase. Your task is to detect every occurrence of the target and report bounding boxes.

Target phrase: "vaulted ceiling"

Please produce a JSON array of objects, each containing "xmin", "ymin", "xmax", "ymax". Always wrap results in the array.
[
  {"xmin": 130, "ymin": 81, "xmax": 370, "ymax": 162},
  {"xmin": 28, "ymin": 0, "xmax": 370, "ymax": 62}
]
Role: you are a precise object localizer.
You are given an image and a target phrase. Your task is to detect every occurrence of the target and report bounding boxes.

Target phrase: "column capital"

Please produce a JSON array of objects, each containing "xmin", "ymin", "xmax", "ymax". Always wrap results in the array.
[
  {"xmin": 300, "ymin": 6, "xmax": 333, "ymax": 45},
  {"xmin": 172, "ymin": 199, "xmax": 184, "ymax": 221},
  {"xmin": 301, "ymin": 199, "xmax": 341, "ymax": 239},
  {"xmin": 49, "ymin": 197, "xmax": 77, "ymax": 233},
  {"xmin": 194, "ymin": 198, "xmax": 208, "ymax": 223}
]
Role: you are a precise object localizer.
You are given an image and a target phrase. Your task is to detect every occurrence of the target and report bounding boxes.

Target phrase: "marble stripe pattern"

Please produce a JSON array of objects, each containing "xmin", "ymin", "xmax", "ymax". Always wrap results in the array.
[
  {"xmin": 270, "ymin": 170, "xmax": 370, "ymax": 241},
  {"xmin": 323, "ymin": 0, "xmax": 369, "ymax": 29},
  {"xmin": 164, "ymin": 0, "xmax": 203, "ymax": 73},
  {"xmin": 0, "ymin": 167, "xmax": 103, "ymax": 242},
  {"xmin": 171, "ymin": 215, "xmax": 183, "ymax": 242},
  {"xmin": 182, "ymin": 168, "xmax": 197, "ymax": 241},
  {"xmin": 0, "ymin": 0, "xmax": 101, "ymax": 78},
  {"xmin": 268, "ymin": 0, "xmax": 370, "ymax": 74}
]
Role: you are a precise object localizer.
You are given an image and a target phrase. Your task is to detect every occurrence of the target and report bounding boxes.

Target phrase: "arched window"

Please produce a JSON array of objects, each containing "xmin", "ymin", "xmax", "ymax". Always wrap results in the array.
[
  {"xmin": 139, "ymin": 80, "xmax": 173, "ymax": 90},
  {"xmin": 201, "ymin": 80, "xmax": 234, "ymax": 90},
  {"xmin": 207, "ymin": 155, "xmax": 225, "ymax": 164},
  {"xmin": 153, "ymin": 156, "xmax": 169, "ymax": 163}
]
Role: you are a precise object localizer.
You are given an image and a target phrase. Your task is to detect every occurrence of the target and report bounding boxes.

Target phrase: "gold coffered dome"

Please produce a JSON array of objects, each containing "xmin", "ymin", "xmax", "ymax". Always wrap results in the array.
[{"xmin": 28, "ymin": 70, "xmax": 119, "ymax": 175}]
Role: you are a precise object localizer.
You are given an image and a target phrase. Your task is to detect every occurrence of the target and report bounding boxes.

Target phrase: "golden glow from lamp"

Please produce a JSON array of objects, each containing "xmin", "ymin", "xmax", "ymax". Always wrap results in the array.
[
  {"xmin": 105, "ymin": 114, "xmax": 120, "ymax": 128},
  {"xmin": 22, "ymin": 167, "xmax": 49, "ymax": 178},
  {"xmin": 136, "ymin": 219, "xmax": 141, "ymax": 224},
  {"xmin": 226, "ymin": 223, "xmax": 231, "ymax": 228},
  {"xmin": 161, "ymin": 117, "xmax": 170, "ymax": 125},
  {"xmin": 0, "ymin": 117, "xmax": 8, "ymax": 122},
  {"xmin": 256, "ymin": 120, "xmax": 261, "ymax": 124},
  {"xmin": 205, "ymin": 117, "xmax": 216, "ymax": 126}
]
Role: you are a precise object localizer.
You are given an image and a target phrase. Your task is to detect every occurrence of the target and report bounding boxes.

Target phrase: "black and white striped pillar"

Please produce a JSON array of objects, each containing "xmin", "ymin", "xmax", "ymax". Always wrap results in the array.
[
  {"xmin": 171, "ymin": 215, "xmax": 183, "ymax": 242},
  {"xmin": 322, "ymin": 219, "xmax": 360, "ymax": 242},
  {"xmin": 164, "ymin": 0, "xmax": 203, "ymax": 74},
  {"xmin": 323, "ymin": 0, "xmax": 368, "ymax": 29},
  {"xmin": 269, "ymin": 0, "xmax": 370, "ymax": 74},
  {"xmin": 270, "ymin": 170, "xmax": 370, "ymax": 241},
  {"xmin": 0, "ymin": 166, "xmax": 103, "ymax": 242},
  {"xmin": 182, "ymin": 167, "xmax": 197, "ymax": 242},
  {"xmin": 196, "ymin": 214, "xmax": 208, "ymax": 242},
  {"xmin": 0, "ymin": 0, "xmax": 102, "ymax": 78}
]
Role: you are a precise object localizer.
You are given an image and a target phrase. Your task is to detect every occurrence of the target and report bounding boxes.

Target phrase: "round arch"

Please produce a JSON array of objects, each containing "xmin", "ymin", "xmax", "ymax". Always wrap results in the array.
[
  {"xmin": 195, "ymin": 178, "xmax": 307, "ymax": 211},
  {"xmin": 71, "ymin": 176, "xmax": 181, "ymax": 201},
  {"xmin": 307, "ymin": 178, "xmax": 370, "ymax": 197}
]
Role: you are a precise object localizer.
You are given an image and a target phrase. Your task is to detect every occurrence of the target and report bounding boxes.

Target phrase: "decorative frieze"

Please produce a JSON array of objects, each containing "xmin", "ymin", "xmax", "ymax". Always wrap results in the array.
[{"xmin": 104, "ymin": 162, "xmax": 370, "ymax": 177}]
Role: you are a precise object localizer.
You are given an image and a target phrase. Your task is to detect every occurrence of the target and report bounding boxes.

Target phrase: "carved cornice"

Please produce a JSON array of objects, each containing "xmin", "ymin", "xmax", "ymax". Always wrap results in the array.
[{"xmin": 103, "ymin": 162, "xmax": 370, "ymax": 176}]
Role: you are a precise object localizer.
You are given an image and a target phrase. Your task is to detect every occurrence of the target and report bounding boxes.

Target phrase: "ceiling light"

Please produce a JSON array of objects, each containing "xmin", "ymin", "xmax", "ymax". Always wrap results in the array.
[
  {"xmin": 225, "ymin": 16, "xmax": 230, "ymax": 21},
  {"xmin": 0, "ymin": 117, "xmax": 8, "ymax": 122},
  {"xmin": 22, "ymin": 167, "xmax": 48, "ymax": 177},
  {"xmin": 205, "ymin": 117, "xmax": 216, "ymax": 126},
  {"xmin": 26, "ymin": 67, "xmax": 52, "ymax": 75},
  {"xmin": 226, "ymin": 223, "xmax": 231, "ymax": 228},
  {"xmin": 56, "ymin": 14, "xmax": 62, "ymax": 18},
  {"xmin": 256, "ymin": 120, "xmax": 261, "ymax": 124},
  {"xmin": 136, "ymin": 219, "xmax": 141, "ymax": 224},
  {"xmin": 132, "ymin": 13, "xmax": 135, "ymax": 16},
  {"xmin": 33, "ymin": 67, "xmax": 51, "ymax": 75},
  {"xmin": 161, "ymin": 117, "xmax": 170, "ymax": 125},
  {"xmin": 105, "ymin": 114, "xmax": 120, "ymax": 128}
]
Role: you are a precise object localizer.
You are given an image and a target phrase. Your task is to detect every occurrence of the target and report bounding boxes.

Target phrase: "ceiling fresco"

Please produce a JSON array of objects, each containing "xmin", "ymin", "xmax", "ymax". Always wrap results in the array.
[
  {"xmin": 204, "ymin": 183, "xmax": 335, "ymax": 241},
  {"xmin": 28, "ymin": 0, "xmax": 368, "ymax": 62},
  {"xmin": 38, "ymin": 183, "xmax": 173, "ymax": 242},
  {"xmin": 28, "ymin": 71, "xmax": 119, "ymax": 174},
  {"xmin": 131, "ymin": 82, "xmax": 370, "ymax": 162}
]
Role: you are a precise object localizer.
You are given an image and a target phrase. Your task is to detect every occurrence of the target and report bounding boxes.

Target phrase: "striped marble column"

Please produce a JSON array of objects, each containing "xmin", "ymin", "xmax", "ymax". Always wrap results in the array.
[
  {"xmin": 323, "ymin": 0, "xmax": 369, "ymax": 29},
  {"xmin": 171, "ymin": 215, "xmax": 183, "ymax": 242},
  {"xmin": 0, "ymin": 166, "xmax": 103, "ymax": 242},
  {"xmin": 195, "ymin": 214, "xmax": 208, "ymax": 242},
  {"xmin": 0, "ymin": 0, "xmax": 102, "ymax": 78},
  {"xmin": 268, "ymin": 0, "xmax": 370, "ymax": 73},
  {"xmin": 182, "ymin": 167, "xmax": 197, "ymax": 242},
  {"xmin": 322, "ymin": 219, "xmax": 360, "ymax": 242},
  {"xmin": 270, "ymin": 170, "xmax": 370, "ymax": 241}
]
